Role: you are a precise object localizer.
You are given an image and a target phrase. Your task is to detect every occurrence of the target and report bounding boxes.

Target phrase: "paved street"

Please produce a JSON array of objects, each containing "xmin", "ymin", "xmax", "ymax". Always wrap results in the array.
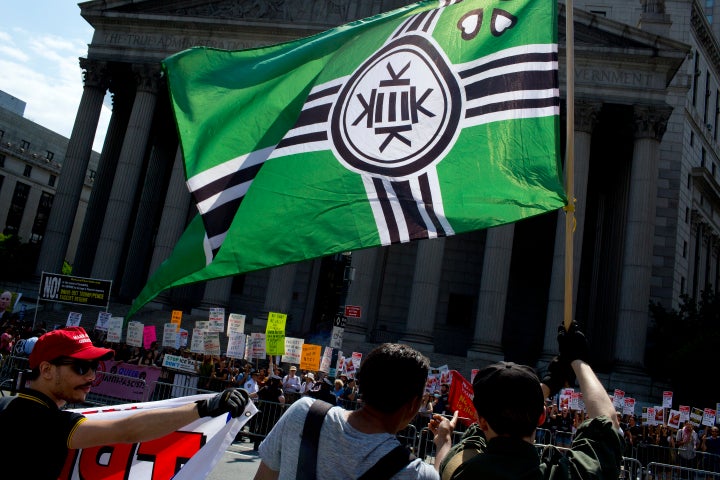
[{"xmin": 207, "ymin": 441, "xmax": 262, "ymax": 480}]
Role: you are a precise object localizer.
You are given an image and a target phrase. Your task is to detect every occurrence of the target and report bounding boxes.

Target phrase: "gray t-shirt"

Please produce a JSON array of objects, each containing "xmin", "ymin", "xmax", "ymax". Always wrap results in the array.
[{"xmin": 259, "ymin": 396, "xmax": 439, "ymax": 479}]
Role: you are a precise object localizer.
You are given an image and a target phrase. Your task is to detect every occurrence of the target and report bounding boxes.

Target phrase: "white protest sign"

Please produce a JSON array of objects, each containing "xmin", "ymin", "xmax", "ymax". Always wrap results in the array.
[
  {"xmin": 163, "ymin": 323, "xmax": 178, "ymax": 348},
  {"xmin": 126, "ymin": 321, "xmax": 144, "ymax": 348},
  {"xmin": 612, "ymin": 389, "xmax": 625, "ymax": 410},
  {"xmin": 191, "ymin": 329, "xmax": 205, "ymax": 354},
  {"xmin": 668, "ymin": 409, "xmax": 681, "ymax": 429},
  {"xmin": 95, "ymin": 311, "xmax": 111, "ymax": 332},
  {"xmin": 66, "ymin": 311, "xmax": 82, "ymax": 327},
  {"xmin": 107, "ymin": 317, "xmax": 124, "ymax": 343},
  {"xmin": 204, "ymin": 332, "xmax": 221, "ymax": 356},
  {"xmin": 195, "ymin": 320, "xmax": 209, "ymax": 331},
  {"xmin": 251, "ymin": 332, "xmax": 266, "ymax": 360},
  {"xmin": 281, "ymin": 337, "xmax": 304, "ymax": 364},
  {"xmin": 162, "ymin": 354, "xmax": 200, "ymax": 374},
  {"xmin": 663, "ymin": 391, "xmax": 673, "ymax": 409},
  {"xmin": 208, "ymin": 308, "xmax": 225, "ymax": 332},
  {"xmin": 227, "ymin": 313, "xmax": 246, "ymax": 336},
  {"xmin": 703, "ymin": 408, "xmax": 717, "ymax": 427},
  {"xmin": 319, "ymin": 347, "xmax": 333, "ymax": 373},
  {"xmin": 623, "ymin": 398, "xmax": 636, "ymax": 416},
  {"xmin": 226, "ymin": 334, "xmax": 247, "ymax": 360},
  {"xmin": 680, "ymin": 405, "xmax": 690, "ymax": 424}
]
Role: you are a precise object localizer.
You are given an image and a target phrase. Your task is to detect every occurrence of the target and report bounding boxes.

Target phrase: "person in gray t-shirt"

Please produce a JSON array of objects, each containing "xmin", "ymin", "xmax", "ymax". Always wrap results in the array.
[{"xmin": 254, "ymin": 343, "xmax": 457, "ymax": 479}]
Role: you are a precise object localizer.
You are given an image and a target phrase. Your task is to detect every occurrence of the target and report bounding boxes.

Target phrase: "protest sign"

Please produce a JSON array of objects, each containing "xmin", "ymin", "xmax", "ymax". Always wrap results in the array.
[
  {"xmin": 204, "ymin": 332, "xmax": 221, "ymax": 356},
  {"xmin": 143, "ymin": 325, "xmax": 156, "ymax": 350},
  {"xmin": 66, "ymin": 311, "xmax": 82, "ymax": 327},
  {"xmin": 623, "ymin": 398, "xmax": 635, "ymax": 416},
  {"xmin": 107, "ymin": 317, "xmax": 124, "ymax": 343},
  {"xmin": 447, "ymin": 370, "xmax": 478, "ymax": 426},
  {"xmin": 559, "ymin": 388, "xmax": 573, "ymax": 411},
  {"xmin": 162, "ymin": 354, "xmax": 200, "ymax": 374},
  {"xmin": 300, "ymin": 344, "xmax": 322, "ymax": 371},
  {"xmin": 171, "ymin": 309, "xmax": 183, "ymax": 330},
  {"xmin": 127, "ymin": 321, "xmax": 144, "ymax": 348},
  {"xmin": 668, "ymin": 409, "xmax": 681, "ymax": 429},
  {"xmin": 647, "ymin": 407, "xmax": 656, "ymax": 426},
  {"xmin": 96, "ymin": 311, "xmax": 111, "ymax": 332},
  {"xmin": 679, "ymin": 405, "xmax": 690, "ymax": 424},
  {"xmin": 330, "ymin": 314, "xmax": 346, "ymax": 349},
  {"xmin": 663, "ymin": 391, "xmax": 673, "ymax": 409},
  {"xmin": 319, "ymin": 347, "xmax": 333, "ymax": 373},
  {"xmin": 570, "ymin": 392, "xmax": 584, "ymax": 411},
  {"xmin": 195, "ymin": 320, "xmax": 209, "ymax": 331},
  {"xmin": 690, "ymin": 407, "xmax": 703, "ymax": 427},
  {"xmin": 281, "ymin": 337, "xmax": 304, "ymax": 364},
  {"xmin": 227, "ymin": 313, "xmax": 246, "ymax": 336},
  {"xmin": 190, "ymin": 329, "xmax": 205, "ymax": 354},
  {"xmin": 250, "ymin": 333, "xmax": 266, "ymax": 360},
  {"xmin": 93, "ymin": 361, "xmax": 162, "ymax": 402},
  {"xmin": 226, "ymin": 334, "xmax": 247, "ymax": 360},
  {"xmin": 612, "ymin": 389, "xmax": 625, "ymax": 410},
  {"xmin": 703, "ymin": 408, "xmax": 717, "ymax": 427},
  {"xmin": 63, "ymin": 395, "xmax": 256, "ymax": 480},
  {"xmin": 179, "ymin": 328, "xmax": 188, "ymax": 347},
  {"xmin": 163, "ymin": 323, "xmax": 178, "ymax": 348},
  {"xmin": 208, "ymin": 307, "xmax": 225, "ymax": 332},
  {"xmin": 265, "ymin": 312, "xmax": 286, "ymax": 355}
]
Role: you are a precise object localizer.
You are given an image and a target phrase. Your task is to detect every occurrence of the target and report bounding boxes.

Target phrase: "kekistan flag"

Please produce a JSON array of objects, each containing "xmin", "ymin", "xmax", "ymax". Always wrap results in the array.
[{"xmin": 129, "ymin": 0, "xmax": 565, "ymax": 316}]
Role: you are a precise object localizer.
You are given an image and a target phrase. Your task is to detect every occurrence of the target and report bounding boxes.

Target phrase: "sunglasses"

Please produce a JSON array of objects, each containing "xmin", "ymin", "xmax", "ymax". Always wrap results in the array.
[{"xmin": 51, "ymin": 358, "xmax": 100, "ymax": 375}]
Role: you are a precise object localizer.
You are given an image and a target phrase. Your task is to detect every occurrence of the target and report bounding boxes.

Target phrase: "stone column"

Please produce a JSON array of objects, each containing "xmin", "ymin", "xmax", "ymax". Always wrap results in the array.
[
  {"xmin": 542, "ymin": 101, "xmax": 602, "ymax": 358},
  {"xmin": 200, "ymin": 278, "xmax": 234, "ymax": 309},
  {"xmin": 148, "ymin": 147, "xmax": 193, "ymax": 277},
  {"xmin": 614, "ymin": 104, "xmax": 672, "ymax": 371},
  {"xmin": 74, "ymin": 85, "xmax": 133, "ymax": 276},
  {"xmin": 256, "ymin": 264, "xmax": 298, "ymax": 327},
  {"xmin": 92, "ymin": 64, "xmax": 160, "ymax": 283},
  {"xmin": 467, "ymin": 224, "xmax": 514, "ymax": 364},
  {"xmin": 343, "ymin": 248, "xmax": 381, "ymax": 342},
  {"xmin": 400, "ymin": 238, "xmax": 446, "ymax": 353},
  {"xmin": 119, "ymin": 131, "xmax": 175, "ymax": 300},
  {"xmin": 36, "ymin": 58, "xmax": 109, "ymax": 275}
]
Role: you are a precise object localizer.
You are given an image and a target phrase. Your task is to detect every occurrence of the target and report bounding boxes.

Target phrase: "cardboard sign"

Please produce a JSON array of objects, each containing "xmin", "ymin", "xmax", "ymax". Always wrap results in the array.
[
  {"xmin": 612, "ymin": 389, "xmax": 625, "ymax": 410},
  {"xmin": 623, "ymin": 397, "xmax": 636, "ymax": 416},
  {"xmin": 265, "ymin": 312, "xmax": 287, "ymax": 355},
  {"xmin": 668, "ymin": 409, "xmax": 681, "ymax": 429},
  {"xmin": 663, "ymin": 391, "xmax": 673, "ymax": 409},
  {"xmin": 107, "ymin": 317, "xmax": 124, "ymax": 343},
  {"xmin": 126, "ymin": 321, "xmax": 144, "ymax": 348},
  {"xmin": 319, "ymin": 347, "xmax": 333, "ymax": 373},
  {"xmin": 190, "ymin": 329, "xmax": 205, "ymax": 354},
  {"xmin": 281, "ymin": 337, "xmax": 304, "ymax": 364},
  {"xmin": 171, "ymin": 310, "xmax": 183, "ymax": 330},
  {"xmin": 143, "ymin": 325, "xmax": 156, "ymax": 350},
  {"xmin": 703, "ymin": 408, "xmax": 717, "ymax": 427},
  {"xmin": 227, "ymin": 313, "xmax": 246, "ymax": 336},
  {"xmin": 226, "ymin": 334, "xmax": 247, "ymax": 360},
  {"xmin": 96, "ymin": 311, "xmax": 112, "ymax": 332},
  {"xmin": 163, "ymin": 323, "xmax": 179, "ymax": 348},
  {"xmin": 208, "ymin": 308, "xmax": 225, "ymax": 332},
  {"xmin": 300, "ymin": 344, "xmax": 322, "ymax": 371},
  {"xmin": 66, "ymin": 311, "xmax": 82, "ymax": 327}
]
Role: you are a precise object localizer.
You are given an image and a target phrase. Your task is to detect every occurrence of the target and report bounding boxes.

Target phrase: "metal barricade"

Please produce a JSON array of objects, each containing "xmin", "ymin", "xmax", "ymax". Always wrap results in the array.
[
  {"xmin": 535, "ymin": 427, "xmax": 554, "ymax": 445},
  {"xmin": 622, "ymin": 457, "xmax": 643, "ymax": 480},
  {"xmin": 396, "ymin": 423, "xmax": 418, "ymax": 454},
  {"xmin": 244, "ymin": 399, "xmax": 289, "ymax": 447},
  {"xmin": 645, "ymin": 462, "xmax": 720, "ymax": 480},
  {"xmin": 150, "ymin": 380, "xmax": 215, "ymax": 400}
]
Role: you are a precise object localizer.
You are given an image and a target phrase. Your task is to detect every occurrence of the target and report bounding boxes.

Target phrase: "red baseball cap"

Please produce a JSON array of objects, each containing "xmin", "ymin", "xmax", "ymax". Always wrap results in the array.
[{"xmin": 29, "ymin": 326, "xmax": 114, "ymax": 369}]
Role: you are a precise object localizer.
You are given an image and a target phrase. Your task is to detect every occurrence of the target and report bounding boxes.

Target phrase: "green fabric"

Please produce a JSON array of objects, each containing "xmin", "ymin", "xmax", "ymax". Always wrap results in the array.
[
  {"xmin": 450, "ymin": 416, "xmax": 625, "ymax": 480},
  {"xmin": 128, "ymin": 0, "xmax": 564, "ymax": 318}
]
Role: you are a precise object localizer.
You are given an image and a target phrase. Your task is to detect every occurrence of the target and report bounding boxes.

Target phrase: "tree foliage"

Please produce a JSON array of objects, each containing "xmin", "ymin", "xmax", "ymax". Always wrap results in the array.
[{"xmin": 648, "ymin": 291, "xmax": 720, "ymax": 407}]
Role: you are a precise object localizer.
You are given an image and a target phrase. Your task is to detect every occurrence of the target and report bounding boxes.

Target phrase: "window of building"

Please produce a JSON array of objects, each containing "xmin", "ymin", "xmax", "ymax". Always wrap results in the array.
[
  {"xmin": 46, "ymin": 151, "xmax": 54, "ymax": 161},
  {"xmin": 88, "ymin": 169, "xmax": 96, "ymax": 181},
  {"xmin": 693, "ymin": 53, "xmax": 700, "ymax": 108},
  {"xmin": 4, "ymin": 181, "xmax": 30, "ymax": 235},
  {"xmin": 681, "ymin": 276, "xmax": 686, "ymax": 294},
  {"xmin": 704, "ymin": 72, "xmax": 712, "ymax": 125},
  {"xmin": 716, "ymin": 89, "xmax": 720, "ymax": 141},
  {"xmin": 686, "ymin": 207, "xmax": 690, "ymax": 223},
  {"xmin": 589, "ymin": 9, "xmax": 607, "ymax": 16},
  {"xmin": 687, "ymin": 173, "xmax": 692, "ymax": 188},
  {"xmin": 48, "ymin": 174, "xmax": 56, "ymax": 187},
  {"xmin": 0, "ymin": 154, "xmax": 5, "ymax": 168},
  {"xmin": 30, "ymin": 191, "xmax": 54, "ymax": 243},
  {"xmin": 446, "ymin": 293, "xmax": 474, "ymax": 328},
  {"xmin": 702, "ymin": 148, "xmax": 707, "ymax": 168},
  {"xmin": 23, "ymin": 164, "xmax": 32, "ymax": 178},
  {"xmin": 684, "ymin": 240, "xmax": 688, "ymax": 258},
  {"xmin": 20, "ymin": 140, "xmax": 30, "ymax": 150}
]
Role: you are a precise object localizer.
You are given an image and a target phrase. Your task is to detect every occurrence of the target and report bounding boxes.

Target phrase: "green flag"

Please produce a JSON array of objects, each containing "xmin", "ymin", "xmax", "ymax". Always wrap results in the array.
[{"xmin": 129, "ymin": 0, "xmax": 565, "ymax": 317}]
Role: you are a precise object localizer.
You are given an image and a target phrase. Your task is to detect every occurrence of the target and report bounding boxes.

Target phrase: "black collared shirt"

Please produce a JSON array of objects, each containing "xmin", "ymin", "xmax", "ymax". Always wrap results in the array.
[{"xmin": 0, "ymin": 388, "xmax": 85, "ymax": 479}]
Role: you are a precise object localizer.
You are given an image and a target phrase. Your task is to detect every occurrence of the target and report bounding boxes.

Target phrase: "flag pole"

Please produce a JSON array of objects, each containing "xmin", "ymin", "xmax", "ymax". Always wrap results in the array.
[{"xmin": 564, "ymin": 0, "xmax": 575, "ymax": 332}]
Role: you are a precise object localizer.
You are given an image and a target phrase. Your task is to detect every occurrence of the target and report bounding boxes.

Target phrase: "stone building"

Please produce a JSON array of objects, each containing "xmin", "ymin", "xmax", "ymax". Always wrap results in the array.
[
  {"xmin": 33, "ymin": 0, "xmax": 720, "ymax": 401},
  {"xmin": 0, "ymin": 90, "xmax": 98, "ymax": 264}
]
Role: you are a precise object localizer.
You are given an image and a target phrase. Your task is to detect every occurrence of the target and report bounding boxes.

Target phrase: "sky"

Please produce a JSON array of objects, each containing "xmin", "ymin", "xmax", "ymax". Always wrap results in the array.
[{"xmin": 0, "ymin": 1, "xmax": 110, "ymax": 152}]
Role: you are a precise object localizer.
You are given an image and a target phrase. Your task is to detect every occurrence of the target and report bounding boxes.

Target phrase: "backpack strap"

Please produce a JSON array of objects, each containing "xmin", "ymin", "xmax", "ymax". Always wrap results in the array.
[
  {"xmin": 357, "ymin": 444, "xmax": 415, "ymax": 480},
  {"xmin": 296, "ymin": 399, "xmax": 333, "ymax": 480}
]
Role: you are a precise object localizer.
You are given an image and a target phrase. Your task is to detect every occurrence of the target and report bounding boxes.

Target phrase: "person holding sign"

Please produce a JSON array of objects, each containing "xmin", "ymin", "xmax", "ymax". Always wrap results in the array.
[
  {"xmin": 254, "ymin": 343, "xmax": 457, "ymax": 479},
  {"xmin": 0, "ymin": 327, "xmax": 250, "ymax": 480},
  {"xmin": 440, "ymin": 322, "xmax": 624, "ymax": 480}
]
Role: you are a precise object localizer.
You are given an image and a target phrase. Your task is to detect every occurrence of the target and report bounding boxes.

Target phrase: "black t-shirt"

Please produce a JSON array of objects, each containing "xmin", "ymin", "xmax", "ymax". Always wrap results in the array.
[{"xmin": 0, "ymin": 388, "xmax": 85, "ymax": 479}]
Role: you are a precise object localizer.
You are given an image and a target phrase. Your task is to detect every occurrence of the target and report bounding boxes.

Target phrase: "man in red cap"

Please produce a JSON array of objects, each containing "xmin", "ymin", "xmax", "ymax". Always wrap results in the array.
[{"xmin": 0, "ymin": 326, "xmax": 249, "ymax": 479}]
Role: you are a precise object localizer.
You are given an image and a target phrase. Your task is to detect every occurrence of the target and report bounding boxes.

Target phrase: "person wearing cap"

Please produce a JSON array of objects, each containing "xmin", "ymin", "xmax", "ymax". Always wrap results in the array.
[
  {"xmin": 301, "ymin": 371, "xmax": 315, "ymax": 394},
  {"xmin": 0, "ymin": 326, "xmax": 250, "ymax": 479},
  {"xmin": 282, "ymin": 365, "xmax": 302, "ymax": 399},
  {"xmin": 244, "ymin": 368, "xmax": 261, "ymax": 399},
  {"xmin": 254, "ymin": 343, "xmax": 457, "ymax": 479},
  {"xmin": 436, "ymin": 322, "xmax": 624, "ymax": 480}
]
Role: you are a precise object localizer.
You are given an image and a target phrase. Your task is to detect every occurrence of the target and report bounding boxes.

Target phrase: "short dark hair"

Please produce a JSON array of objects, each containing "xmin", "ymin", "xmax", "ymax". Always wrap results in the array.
[{"xmin": 356, "ymin": 343, "xmax": 429, "ymax": 413}]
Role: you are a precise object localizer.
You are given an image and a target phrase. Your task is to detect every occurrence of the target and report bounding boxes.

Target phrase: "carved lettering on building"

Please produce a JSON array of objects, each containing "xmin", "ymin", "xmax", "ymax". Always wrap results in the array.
[
  {"xmin": 103, "ymin": 32, "xmax": 255, "ymax": 51},
  {"xmin": 573, "ymin": 67, "xmax": 653, "ymax": 88}
]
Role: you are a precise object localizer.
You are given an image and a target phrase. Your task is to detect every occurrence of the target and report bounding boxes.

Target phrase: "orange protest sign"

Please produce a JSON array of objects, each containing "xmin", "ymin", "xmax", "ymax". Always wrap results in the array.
[{"xmin": 300, "ymin": 344, "xmax": 322, "ymax": 371}]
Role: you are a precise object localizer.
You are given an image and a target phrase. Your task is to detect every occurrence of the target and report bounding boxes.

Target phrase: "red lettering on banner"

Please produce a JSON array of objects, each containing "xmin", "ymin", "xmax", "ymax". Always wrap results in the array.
[
  {"xmin": 447, "ymin": 370, "xmax": 478, "ymax": 426},
  {"xmin": 59, "ymin": 449, "xmax": 79, "ymax": 480},
  {"xmin": 78, "ymin": 444, "xmax": 136, "ymax": 479},
  {"xmin": 136, "ymin": 431, "xmax": 205, "ymax": 479}
]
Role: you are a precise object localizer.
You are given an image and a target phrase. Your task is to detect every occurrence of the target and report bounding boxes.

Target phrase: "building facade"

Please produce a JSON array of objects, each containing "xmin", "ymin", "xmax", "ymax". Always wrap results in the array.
[
  {"xmin": 33, "ymin": 0, "xmax": 720, "ymax": 401},
  {"xmin": 0, "ymin": 90, "xmax": 98, "ymax": 266}
]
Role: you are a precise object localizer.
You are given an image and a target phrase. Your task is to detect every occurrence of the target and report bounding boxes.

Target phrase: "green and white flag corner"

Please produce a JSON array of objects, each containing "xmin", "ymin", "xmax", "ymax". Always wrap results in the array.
[
  {"xmin": 129, "ymin": 0, "xmax": 565, "ymax": 318},
  {"xmin": 66, "ymin": 394, "xmax": 257, "ymax": 479}
]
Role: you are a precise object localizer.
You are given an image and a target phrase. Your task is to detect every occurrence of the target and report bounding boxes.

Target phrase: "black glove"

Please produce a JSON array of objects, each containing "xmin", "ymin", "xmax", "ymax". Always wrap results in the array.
[
  {"xmin": 541, "ymin": 356, "xmax": 574, "ymax": 397},
  {"xmin": 557, "ymin": 321, "xmax": 588, "ymax": 363},
  {"xmin": 196, "ymin": 388, "xmax": 249, "ymax": 418}
]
